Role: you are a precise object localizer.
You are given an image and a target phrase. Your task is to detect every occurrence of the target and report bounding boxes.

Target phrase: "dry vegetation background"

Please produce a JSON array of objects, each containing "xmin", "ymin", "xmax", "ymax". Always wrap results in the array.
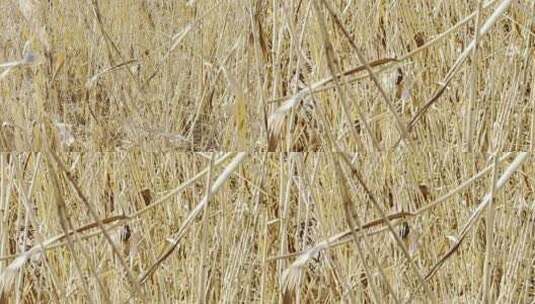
[
  {"xmin": 0, "ymin": 152, "xmax": 534, "ymax": 304},
  {"xmin": 1, "ymin": 0, "xmax": 535, "ymax": 303},
  {"xmin": 0, "ymin": 0, "xmax": 534, "ymax": 150}
]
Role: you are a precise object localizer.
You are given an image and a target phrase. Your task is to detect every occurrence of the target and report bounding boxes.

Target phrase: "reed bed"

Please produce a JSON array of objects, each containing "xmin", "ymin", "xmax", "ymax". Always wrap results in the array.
[{"xmin": 0, "ymin": 153, "xmax": 534, "ymax": 303}]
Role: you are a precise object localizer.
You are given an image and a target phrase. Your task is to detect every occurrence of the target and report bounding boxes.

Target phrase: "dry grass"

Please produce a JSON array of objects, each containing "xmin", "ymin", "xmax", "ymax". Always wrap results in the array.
[
  {"xmin": 0, "ymin": 153, "xmax": 534, "ymax": 303},
  {"xmin": 1, "ymin": 0, "xmax": 535, "ymax": 303},
  {"xmin": 0, "ymin": 0, "xmax": 533, "ymax": 150}
]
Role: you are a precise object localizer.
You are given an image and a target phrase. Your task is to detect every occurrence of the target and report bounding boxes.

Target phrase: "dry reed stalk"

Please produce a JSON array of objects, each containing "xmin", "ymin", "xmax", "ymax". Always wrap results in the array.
[
  {"xmin": 482, "ymin": 153, "xmax": 499, "ymax": 303},
  {"xmin": 332, "ymin": 153, "xmax": 398, "ymax": 303},
  {"xmin": 424, "ymin": 153, "xmax": 528, "ymax": 281},
  {"xmin": 196, "ymin": 153, "xmax": 214, "ymax": 304},
  {"xmin": 279, "ymin": 209, "xmax": 413, "ymax": 302},
  {"xmin": 138, "ymin": 152, "xmax": 248, "ymax": 284},
  {"xmin": 414, "ymin": 152, "xmax": 513, "ymax": 215},
  {"xmin": 267, "ymin": 58, "xmax": 396, "ymax": 150},
  {"xmin": 311, "ymin": 1, "xmax": 365, "ymax": 152},
  {"xmin": 278, "ymin": 154, "xmax": 296, "ymax": 303},
  {"xmin": 463, "ymin": 0, "xmax": 485, "ymax": 151},
  {"xmin": 46, "ymin": 151, "xmax": 144, "ymax": 301},
  {"xmin": 132, "ymin": 152, "xmax": 233, "ymax": 218},
  {"xmin": 318, "ymin": 0, "xmax": 412, "ymax": 150},
  {"xmin": 396, "ymin": 0, "xmax": 515, "ymax": 147},
  {"xmin": 0, "ymin": 216, "xmax": 129, "ymax": 303},
  {"xmin": 0, "ymin": 153, "xmax": 233, "ymax": 262},
  {"xmin": 45, "ymin": 155, "xmax": 103, "ymax": 303},
  {"xmin": 338, "ymin": 153, "xmax": 436, "ymax": 303},
  {"xmin": 85, "ymin": 59, "xmax": 139, "ymax": 89},
  {"xmin": 267, "ymin": 0, "xmax": 501, "ymax": 151}
]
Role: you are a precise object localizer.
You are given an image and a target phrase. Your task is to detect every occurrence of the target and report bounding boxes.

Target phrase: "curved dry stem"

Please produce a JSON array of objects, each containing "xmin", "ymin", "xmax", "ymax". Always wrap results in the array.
[
  {"xmin": 424, "ymin": 153, "xmax": 528, "ymax": 281},
  {"xmin": 138, "ymin": 153, "xmax": 248, "ymax": 284}
]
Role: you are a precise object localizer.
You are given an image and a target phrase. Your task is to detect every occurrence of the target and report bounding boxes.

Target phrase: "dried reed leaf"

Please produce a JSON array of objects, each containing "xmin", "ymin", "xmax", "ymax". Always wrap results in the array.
[
  {"xmin": 267, "ymin": 58, "xmax": 397, "ymax": 150},
  {"xmin": 279, "ymin": 211, "xmax": 412, "ymax": 297},
  {"xmin": 0, "ymin": 214, "xmax": 128, "ymax": 303},
  {"xmin": 403, "ymin": 0, "xmax": 515, "ymax": 137},
  {"xmin": 138, "ymin": 153, "xmax": 248, "ymax": 284},
  {"xmin": 424, "ymin": 153, "xmax": 528, "ymax": 280},
  {"xmin": 86, "ymin": 59, "xmax": 138, "ymax": 89}
]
